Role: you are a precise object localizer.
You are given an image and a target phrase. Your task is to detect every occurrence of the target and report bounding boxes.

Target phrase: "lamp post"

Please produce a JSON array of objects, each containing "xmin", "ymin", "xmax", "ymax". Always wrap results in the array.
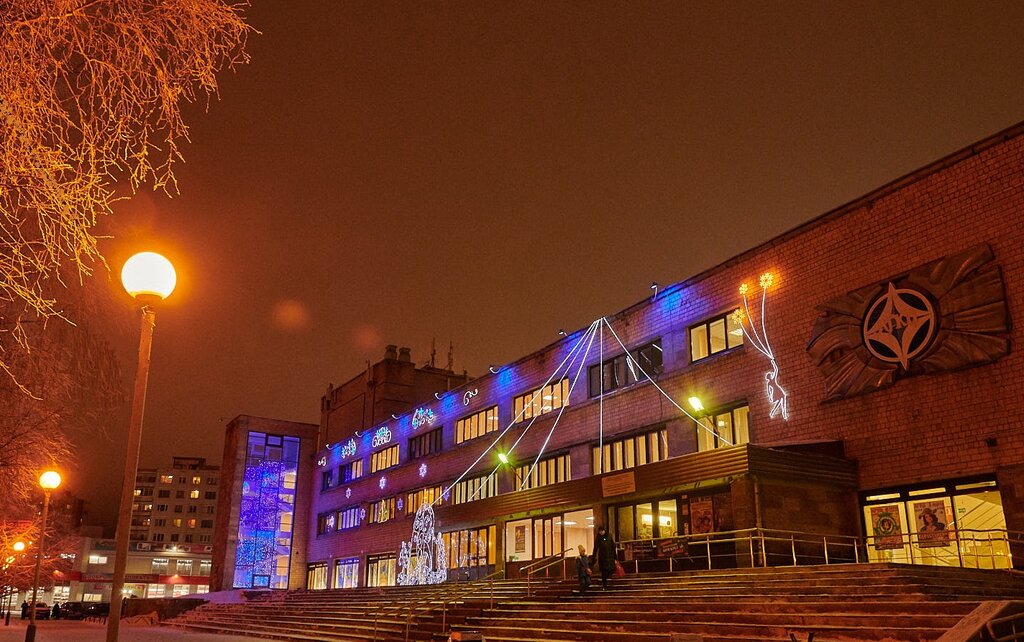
[
  {"xmin": 106, "ymin": 252, "xmax": 176, "ymax": 642},
  {"xmin": 25, "ymin": 471, "xmax": 61, "ymax": 642},
  {"xmin": 3, "ymin": 541, "xmax": 25, "ymax": 626}
]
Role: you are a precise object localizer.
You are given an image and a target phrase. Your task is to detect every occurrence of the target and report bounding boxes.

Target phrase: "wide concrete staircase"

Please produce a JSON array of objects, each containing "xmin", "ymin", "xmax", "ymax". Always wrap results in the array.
[{"xmin": 166, "ymin": 564, "xmax": 1024, "ymax": 641}]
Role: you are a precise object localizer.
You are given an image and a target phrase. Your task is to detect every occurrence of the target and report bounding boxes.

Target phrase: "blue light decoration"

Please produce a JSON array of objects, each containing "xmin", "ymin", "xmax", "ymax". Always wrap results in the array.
[
  {"xmin": 233, "ymin": 431, "xmax": 300, "ymax": 590},
  {"xmin": 340, "ymin": 438, "xmax": 357, "ymax": 458},
  {"xmin": 411, "ymin": 408, "xmax": 436, "ymax": 430},
  {"xmin": 371, "ymin": 425, "xmax": 392, "ymax": 448}
]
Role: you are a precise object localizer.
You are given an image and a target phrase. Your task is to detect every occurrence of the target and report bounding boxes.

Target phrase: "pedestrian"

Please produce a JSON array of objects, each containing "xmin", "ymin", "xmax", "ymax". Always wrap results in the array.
[
  {"xmin": 575, "ymin": 544, "xmax": 592, "ymax": 594},
  {"xmin": 20, "ymin": 601, "xmax": 28, "ymax": 620},
  {"xmin": 52, "ymin": 603, "xmax": 61, "ymax": 620},
  {"xmin": 592, "ymin": 525, "xmax": 617, "ymax": 590}
]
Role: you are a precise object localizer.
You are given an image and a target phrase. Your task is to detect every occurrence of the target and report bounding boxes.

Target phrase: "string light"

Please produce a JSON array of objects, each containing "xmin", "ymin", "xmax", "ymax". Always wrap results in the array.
[
  {"xmin": 396, "ymin": 504, "xmax": 447, "ymax": 585},
  {"xmin": 412, "ymin": 408, "xmax": 436, "ymax": 430},
  {"xmin": 371, "ymin": 426, "xmax": 392, "ymax": 448},
  {"xmin": 734, "ymin": 271, "xmax": 789, "ymax": 420},
  {"xmin": 419, "ymin": 463, "xmax": 427, "ymax": 478},
  {"xmin": 340, "ymin": 439, "xmax": 357, "ymax": 458}
]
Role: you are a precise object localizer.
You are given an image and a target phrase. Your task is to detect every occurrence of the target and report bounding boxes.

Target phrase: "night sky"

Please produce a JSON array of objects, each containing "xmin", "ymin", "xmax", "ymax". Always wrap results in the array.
[{"xmin": 77, "ymin": 2, "xmax": 1024, "ymax": 533}]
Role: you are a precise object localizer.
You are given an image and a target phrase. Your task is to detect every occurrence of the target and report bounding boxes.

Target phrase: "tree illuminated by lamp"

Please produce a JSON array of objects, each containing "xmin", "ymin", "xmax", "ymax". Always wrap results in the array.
[{"xmin": 733, "ymin": 271, "xmax": 789, "ymax": 420}]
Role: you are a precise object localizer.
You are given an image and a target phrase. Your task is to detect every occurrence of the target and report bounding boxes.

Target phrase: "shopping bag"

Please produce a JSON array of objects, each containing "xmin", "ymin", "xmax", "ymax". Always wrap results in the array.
[{"xmin": 613, "ymin": 560, "xmax": 625, "ymax": 577}]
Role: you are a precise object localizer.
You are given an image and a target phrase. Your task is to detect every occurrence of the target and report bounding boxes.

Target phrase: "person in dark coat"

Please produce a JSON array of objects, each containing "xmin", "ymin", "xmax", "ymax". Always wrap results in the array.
[
  {"xmin": 575, "ymin": 545, "xmax": 592, "ymax": 595},
  {"xmin": 592, "ymin": 525, "xmax": 617, "ymax": 589},
  {"xmin": 20, "ymin": 601, "xmax": 28, "ymax": 619},
  {"xmin": 52, "ymin": 603, "xmax": 61, "ymax": 620}
]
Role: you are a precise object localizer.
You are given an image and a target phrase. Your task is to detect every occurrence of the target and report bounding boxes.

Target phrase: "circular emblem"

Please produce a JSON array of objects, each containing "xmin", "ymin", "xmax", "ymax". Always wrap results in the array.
[
  {"xmin": 874, "ymin": 513, "xmax": 899, "ymax": 537},
  {"xmin": 862, "ymin": 283, "xmax": 936, "ymax": 369}
]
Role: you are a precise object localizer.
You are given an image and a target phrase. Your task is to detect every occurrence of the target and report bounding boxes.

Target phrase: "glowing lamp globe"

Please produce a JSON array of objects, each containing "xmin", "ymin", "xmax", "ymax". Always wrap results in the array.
[
  {"xmin": 121, "ymin": 252, "xmax": 176, "ymax": 300},
  {"xmin": 688, "ymin": 396, "xmax": 704, "ymax": 413},
  {"xmin": 39, "ymin": 470, "xmax": 62, "ymax": 490},
  {"xmin": 13, "ymin": 541, "xmax": 25, "ymax": 552}
]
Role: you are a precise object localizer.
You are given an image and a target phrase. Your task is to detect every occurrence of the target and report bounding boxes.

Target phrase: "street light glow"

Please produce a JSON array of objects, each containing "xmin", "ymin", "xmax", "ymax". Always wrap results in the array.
[
  {"xmin": 688, "ymin": 396, "xmax": 704, "ymax": 412},
  {"xmin": 498, "ymin": 452, "xmax": 509, "ymax": 465},
  {"xmin": 39, "ymin": 470, "xmax": 62, "ymax": 490},
  {"xmin": 13, "ymin": 542, "xmax": 25, "ymax": 552},
  {"xmin": 121, "ymin": 252, "xmax": 177, "ymax": 300}
]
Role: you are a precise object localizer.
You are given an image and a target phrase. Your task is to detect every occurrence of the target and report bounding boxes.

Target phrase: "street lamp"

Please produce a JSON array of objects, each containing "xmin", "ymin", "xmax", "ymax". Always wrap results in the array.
[
  {"xmin": 4, "ymin": 541, "xmax": 26, "ymax": 626},
  {"xmin": 26, "ymin": 471, "xmax": 61, "ymax": 642},
  {"xmin": 106, "ymin": 252, "xmax": 176, "ymax": 642}
]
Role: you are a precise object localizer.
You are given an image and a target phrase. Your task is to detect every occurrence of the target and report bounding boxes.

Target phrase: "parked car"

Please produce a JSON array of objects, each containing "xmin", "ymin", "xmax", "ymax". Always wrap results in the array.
[
  {"xmin": 61, "ymin": 602, "xmax": 87, "ymax": 620},
  {"xmin": 33, "ymin": 603, "xmax": 49, "ymax": 620},
  {"xmin": 82, "ymin": 603, "xmax": 110, "ymax": 618}
]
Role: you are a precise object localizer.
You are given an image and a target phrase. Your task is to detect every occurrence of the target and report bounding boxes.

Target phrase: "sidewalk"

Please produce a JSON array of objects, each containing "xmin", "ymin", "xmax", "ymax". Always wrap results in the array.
[{"xmin": 0, "ymin": 619, "xmax": 253, "ymax": 642}]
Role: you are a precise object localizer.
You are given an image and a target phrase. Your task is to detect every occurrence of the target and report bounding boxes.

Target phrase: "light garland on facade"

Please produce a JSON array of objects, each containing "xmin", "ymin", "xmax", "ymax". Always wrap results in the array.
[
  {"xmin": 732, "ymin": 272, "xmax": 789, "ymax": 420},
  {"xmin": 340, "ymin": 438, "xmax": 357, "ymax": 459},
  {"xmin": 371, "ymin": 426, "xmax": 392, "ymax": 448},
  {"xmin": 419, "ymin": 463, "xmax": 427, "ymax": 478},
  {"xmin": 411, "ymin": 408, "xmax": 436, "ymax": 430},
  {"xmin": 378, "ymin": 476, "xmax": 387, "ymax": 490},
  {"xmin": 396, "ymin": 503, "xmax": 447, "ymax": 585}
]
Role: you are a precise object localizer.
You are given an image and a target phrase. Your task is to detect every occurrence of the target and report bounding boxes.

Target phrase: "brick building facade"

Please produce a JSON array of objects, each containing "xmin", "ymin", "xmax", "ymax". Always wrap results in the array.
[{"xmin": 216, "ymin": 122, "xmax": 1024, "ymax": 591}]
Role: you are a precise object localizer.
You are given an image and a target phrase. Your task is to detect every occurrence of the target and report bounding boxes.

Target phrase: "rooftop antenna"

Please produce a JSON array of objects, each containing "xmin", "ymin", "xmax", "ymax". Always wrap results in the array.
[
  {"xmin": 430, "ymin": 338, "xmax": 437, "ymax": 368},
  {"xmin": 446, "ymin": 341, "xmax": 454, "ymax": 372}
]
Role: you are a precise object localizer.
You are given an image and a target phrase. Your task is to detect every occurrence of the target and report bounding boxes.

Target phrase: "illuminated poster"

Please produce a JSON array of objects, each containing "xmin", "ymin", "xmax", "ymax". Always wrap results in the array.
[
  {"xmin": 870, "ymin": 505, "xmax": 904, "ymax": 550},
  {"xmin": 689, "ymin": 496, "xmax": 714, "ymax": 534},
  {"xmin": 514, "ymin": 525, "xmax": 527, "ymax": 554},
  {"xmin": 915, "ymin": 500, "xmax": 951, "ymax": 548}
]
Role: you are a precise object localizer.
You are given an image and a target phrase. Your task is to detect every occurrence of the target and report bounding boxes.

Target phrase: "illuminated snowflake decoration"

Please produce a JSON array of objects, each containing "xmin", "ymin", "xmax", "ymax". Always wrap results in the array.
[
  {"xmin": 397, "ymin": 503, "xmax": 448, "ymax": 586},
  {"xmin": 397, "ymin": 498, "xmax": 405, "ymax": 511},
  {"xmin": 379, "ymin": 476, "xmax": 387, "ymax": 490},
  {"xmin": 316, "ymin": 456, "xmax": 327, "ymax": 467},
  {"xmin": 442, "ymin": 490, "xmax": 450, "ymax": 503},
  {"xmin": 345, "ymin": 488, "xmax": 351, "ymax": 499},
  {"xmin": 371, "ymin": 426, "xmax": 392, "ymax": 448},
  {"xmin": 411, "ymin": 408, "xmax": 436, "ymax": 430},
  {"xmin": 419, "ymin": 463, "xmax": 428, "ymax": 478},
  {"xmin": 734, "ymin": 272, "xmax": 789, "ymax": 421},
  {"xmin": 340, "ymin": 439, "xmax": 357, "ymax": 458},
  {"xmin": 360, "ymin": 508, "xmax": 367, "ymax": 520}
]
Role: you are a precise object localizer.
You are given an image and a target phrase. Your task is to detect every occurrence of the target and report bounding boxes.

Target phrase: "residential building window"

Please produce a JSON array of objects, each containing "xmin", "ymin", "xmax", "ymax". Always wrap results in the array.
[
  {"xmin": 184, "ymin": 535, "xmax": 193, "ymax": 543},
  {"xmin": 191, "ymin": 476, "xmax": 202, "ymax": 485},
  {"xmin": 370, "ymin": 445, "xmax": 400, "ymax": 473},
  {"xmin": 201, "ymin": 520, "xmax": 213, "ymax": 528},
  {"xmin": 152, "ymin": 534, "xmax": 164, "ymax": 542},
  {"xmin": 207, "ymin": 477, "xmax": 218, "ymax": 485},
  {"xmin": 155, "ymin": 519, "xmax": 166, "ymax": 527},
  {"xmin": 588, "ymin": 339, "xmax": 663, "ymax": 397},
  {"xmin": 187, "ymin": 519, "xmax": 198, "ymax": 528},
  {"xmin": 152, "ymin": 558, "xmax": 169, "ymax": 574},
  {"xmin": 406, "ymin": 485, "xmax": 444, "ymax": 514},
  {"xmin": 87, "ymin": 555, "xmax": 107, "ymax": 565},
  {"xmin": 513, "ymin": 379, "xmax": 569, "ymax": 423},
  {"xmin": 156, "ymin": 504, "xmax": 168, "ymax": 512},
  {"xmin": 199, "ymin": 534, "xmax": 211, "ymax": 543},
  {"xmin": 188, "ymin": 506, "xmax": 198, "ymax": 514},
  {"xmin": 205, "ymin": 506, "xmax": 215, "ymax": 514},
  {"xmin": 172, "ymin": 518, "xmax": 182, "ymax": 527},
  {"xmin": 189, "ymin": 490, "xmax": 200, "ymax": 499},
  {"xmin": 456, "ymin": 406, "xmax": 499, "ymax": 444},
  {"xmin": 592, "ymin": 427, "xmax": 668, "ymax": 475},
  {"xmin": 368, "ymin": 497, "xmax": 396, "ymax": 524},
  {"xmin": 157, "ymin": 490, "xmax": 170, "ymax": 499},
  {"xmin": 160, "ymin": 475, "xmax": 174, "ymax": 484},
  {"xmin": 441, "ymin": 525, "xmax": 496, "ymax": 570},
  {"xmin": 174, "ymin": 505, "xmax": 183, "ymax": 513},
  {"xmin": 199, "ymin": 560, "xmax": 211, "ymax": 575},
  {"xmin": 306, "ymin": 562, "xmax": 328, "ymax": 590},
  {"xmin": 204, "ymin": 491, "xmax": 216, "ymax": 500},
  {"xmin": 340, "ymin": 460, "xmax": 364, "ymax": 483},
  {"xmin": 453, "ymin": 474, "xmax": 497, "ymax": 504},
  {"xmin": 689, "ymin": 312, "xmax": 743, "ymax": 362},
  {"xmin": 408, "ymin": 427, "xmax": 443, "ymax": 458},
  {"xmin": 170, "ymin": 534, "xmax": 179, "ymax": 542},
  {"xmin": 696, "ymin": 404, "xmax": 750, "ymax": 452},
  {"xmin": 176, "ymin": 559, "xmax": 193, "ymax": 575},
  {"xmin": 515, "ymin": 453, "xmax": 571, "ymax": 491},
  {"xmin": 176, "ymin": 490, "xmax": 185, "ymax": 499}
]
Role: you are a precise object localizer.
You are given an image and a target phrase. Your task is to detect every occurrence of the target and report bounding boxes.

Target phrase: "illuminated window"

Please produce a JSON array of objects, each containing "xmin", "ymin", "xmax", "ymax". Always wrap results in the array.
[
  {"xmin": 592, "ymin": 427, "xmax": 668, "ymax": 475},
  {"xmin": 406, "ymin": 485, "xmax": 444, "ymax": 514},
  {"xmin": 187, "ymin": 519, "xmax": 197, "ymax": 529},
  {"xmin": 441, "ymin": 525, "xmax": 496, "ymax": 570},
  {"xmin": 190, "ymin": 490, "xmax": 200, "ymax": 499},
  {"xmin": 456, "ymin": 406, "xmax": 499, "ymax": 444},
  {"xmin": 588, "ymin": 339, "xmax": 662, "ymax": 396},
  {"xmin": 334, "ymin": 558, "xmax": 359, "ymax": 589},
  {"xmin": 199, "ymin": 560, "xmax": 211, "ymax": 575},
  {"xmin": 515, "ymin": 453, "xmax": 571, "ymax": 491},
  {"xmin": 453, "ymin": 474, "xmax": 497, "ymax": 504},
  {"xmin": 176, "ymin": 559, "xmax": 193, "ymax": 575},
  {"xmin": 366, "ymin": 553, "xmax": 396, "ymax": 587},
  {"xmin": 370, "ymin": 445, "xmax": 400, "ymax": 473},
  {"xmin": 696, "ymin": 404, "xmax": 750, "ymax": 452},
  {"xmin": 152, "ymin": 558, "xmax": 169, "ymax": 574},
  {"xmin": 368, "ymin": 497, "xmax": 396, "ymax": 524},
  {"xmin": 408, "ymin": 427, "xmax": 443, "ymax": 458},
  {"xmin": 172, "ymin": 518, "xmax": 183, "ymax": 527},
  {"xmin": 690, "ymin": 312, "xmax": 743, "ymax": 362},
  {"xmin": 87, "ymin": 555, "xmax": 107, "ymax": 565},
  {"xmin": 306, "ymin": 562, "xmax": 328, "ymax": 590},
  {"xmin": 340, "ymin": 460, "xmax": 364, "ymax": 483},
  {"xmin": 160, "ymin": 475, "xmax": 174, "ymax": 484},
  {"xmin": 192, "ymin": 476, "xmax": 202, "ymax": 485},
  {"xmin": 513, "ymin": 379, "xmax": 569, "ymax": 423},
  {"xmin": 147, "ymin": 584, "xmax": 164, "ymax": 598}
]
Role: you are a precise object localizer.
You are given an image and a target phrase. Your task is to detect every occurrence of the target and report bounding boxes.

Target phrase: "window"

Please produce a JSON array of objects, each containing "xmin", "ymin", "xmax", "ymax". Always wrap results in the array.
[
  {"xmin": 147, "ymin": 584, "xmax": 164, "ymax": 598},
  {"xmin": 184, "ymin": 535, "xmax": 194, "ymax": 543},
  {"xmin": 204, "ymin": 491, "xmax": 217, "ymax": 500},
  {"xmin": 152, "ymin": 558, "xmax": 169, "ymax": 574},
  {"xmin": 317, "ymin": 512, "xmax": 337, "ymax": 535},
  {"xmin": 370, "ymin": 445, "xmax": 400, "ymax": 473},
  {"xmin": 334, "ymin": 558, "xmax": 359, "ymax": 589},
  {"xmin": 515, "ymin": 454, "xmax": 571, "ymax": 491},
  {"xmin": 201, "ymin": 520, "xmax": 213, "ymax": 528},
  {"xmin": 407, "ymin": 486, "xmax": 444, "ymax": 514},
  {"xmin": 155, "ymin": 519, "xmax": 166, "ymax": 527},
  {"xmin": 152, "ymin": 533, "xmax": 165, "ymax": 542},
  {"xmin": 176, "ymin": 559, "xmax": 193, "ymax": 575},
  {"xmin": 442, "ymin": 525, "xmax": 496, "ymax": 570},
  {"xmin": 156, "ymin": 504, "xmax": 168, "ymax": 512},
  {"xmin": 588, "ymin": 339, "xmax": 663, "ymax": 396},
  {"xmin": 409, "ymin": 427, "xmax": 443, "ymax": 458},
  {"xmin": 172, "ymin": 584, "xmax": 191, "ymax": 597},
  {"xmin": 188, "ymin": 506, "xmax": 198, "ymax": 514},
  {"xmin": 172, "ymin": 518, "xmax": 183, "ymax": 527},
  {"xmin": 338, "ymin": 506, "xmax": 360, "ymax": 530},
  {"xmin": 160, "ymin": 474, "xmax": 174, "ymax": 484},
  {"xmin": 189, "ymin": 490, "xmax": 200, "ymax": 499},
  {"xmin": 177, "ymin": 476, "xmax": 186, "ymax": 484},
  {"xmin": 340, "ymin": 460, "xmax": 364, "ymax": 483},
  {"xmin": 207, "ymin": 477, "xmax": 218, "ymax": 485},
  {"xmin": 187, "ymin": 519, "xmax": 197, "ymax": 528},
  {"xmin": 176, "ymin": 490, "xmax": 185, "ymax": 499},
  {"xmin": 306, "ymin": 562, "xmax": 328, "ymax": 590},
  {"xmin": 196, "ymin": 585, "xmax": 209, "ymax": 594},
  {"xmin": 513, "ymin": 379, "xmax": 570, "ymax": 423},
  {"xmin": 192, "ymin": 476, "xmax": 202, "ymax": 485},
  {"xmin": 88, "ymin": 554, "xmax": 107, "ymax": 565},
  {"xmin": 199, "ymin": 534, "xmax": 211, "ymax": 544},
  {"xmin": 206, "ymin": 506, "xmax": 215, "ymax": 514},
  {"xmin": 170, "ymin": 534, "xmax": 180, "ymax": 542},
  {"xmin": 696, "ymin": 405, "xmax": 750, "ymax": 452},
  {"xmin": 690, "ymin": 312, "xmax": 743, "ymax": 362},
  {"xmin": 321, "ymin": 469, "xmax": 335, "ymax": 492},
  {"xmin": 456, "ymin": 406, "xmax": 499, "ymax": 444},
  {"xmin": 174, "ymin": 505, "xmax": 183, "ymax": 514},
  {"xmin": 366, "ymin": 553, "xmax": 396, "ymax": 588},
  {"xmin": 368, "ymin": 497, "xmax": 396, "ymax": 524},
  {"xmin": 199, "ymin": 560, "xmax": 211, "ymax": 575},
  {"xmin": 453, "ymin": 474, "xmax": 497, "ymax": 504},
  {"xmin": 592, "ymin": 427, "xmax": 668, "ymax": 475},
  {"xmin": 158, "ymin": 490, "xmax": 170, "ymax": 498}
]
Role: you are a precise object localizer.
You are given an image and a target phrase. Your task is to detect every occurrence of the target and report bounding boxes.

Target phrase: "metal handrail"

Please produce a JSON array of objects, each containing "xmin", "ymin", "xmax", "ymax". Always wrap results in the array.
[
  {"xmin": 987, "ymin": 611, "xmax": 1024, "ymax": 642},
  {"xmin": 524, "ymin": 547, "xmax": 572, "ymax": 596},
  {"xmin": 432, "ymin": 568, "xmax": 506, "ymax": 637},
  {"xmin": 520, "ymin": 547, "xmax": 572, "ymax": 574}
]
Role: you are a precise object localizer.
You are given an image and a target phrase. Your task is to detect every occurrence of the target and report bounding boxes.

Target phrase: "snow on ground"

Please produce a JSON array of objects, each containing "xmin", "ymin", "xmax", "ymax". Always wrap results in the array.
[{"xmin": 0, "ymin": 620, "xmax": 253, "ymax": 642}]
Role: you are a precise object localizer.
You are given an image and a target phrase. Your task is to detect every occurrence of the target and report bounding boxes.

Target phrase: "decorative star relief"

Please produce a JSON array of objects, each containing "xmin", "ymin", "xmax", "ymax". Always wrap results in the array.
[{"xmin": 862, "ymin": 283, "xmax": 936, "ymax": 370}]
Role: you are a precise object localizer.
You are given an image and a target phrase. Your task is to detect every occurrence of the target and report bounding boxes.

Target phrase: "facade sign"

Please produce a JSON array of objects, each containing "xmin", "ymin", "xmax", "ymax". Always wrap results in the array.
[
  {"xmin": 601, "ymin": 471, "xmax": 636, "ymax": 497},
  {"xmin": 807, "ymin": 244, "xmax": 1010, "ymax": 400},
  {"xmin": 914, "ymin": 500, "xmax": 951, "ymax": 548},
  {"xmin": 870, "ymin": 505, "xmax": 904, "ymax": 550}
]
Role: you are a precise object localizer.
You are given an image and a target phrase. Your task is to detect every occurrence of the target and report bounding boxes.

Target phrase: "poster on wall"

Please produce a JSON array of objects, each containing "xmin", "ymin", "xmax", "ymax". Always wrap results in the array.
[
  {"xmin": 914, "ymin": 501, "xmax": 951, "ymax": 548},
  {"xmin": 869, "ymin": 505, "xmax": 904, "ymax": 550},
  {"xmin": 689, "ymin": 497, "xmax": 714, "ymax": 534},
  {"xmin": 514, "ymin": 525, "xmax": 527, "ymax": 554}
]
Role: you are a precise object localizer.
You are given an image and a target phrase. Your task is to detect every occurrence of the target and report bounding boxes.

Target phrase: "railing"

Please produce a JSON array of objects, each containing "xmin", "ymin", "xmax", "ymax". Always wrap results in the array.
[
  {"xmin": 615, "ymin": 526, "xmax": 1022, "ymax": 573},
  {"xmin": 988, "ymin": 611, "xmax": 1024, "ymax": 642},
  {"xmin": 523, "ymin": 547, "xmax": 572, "ymax": 596}
]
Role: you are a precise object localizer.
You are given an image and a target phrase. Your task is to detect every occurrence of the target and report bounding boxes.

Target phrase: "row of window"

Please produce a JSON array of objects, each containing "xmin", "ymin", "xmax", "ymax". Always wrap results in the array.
[
  {"xmin": 134, "ymin": 503, "xmax": 215, "ymax": 515},
  {"xmin": 134, "ymin": 474, "xmax": 218, "ymax": 486},
  {"xmin": 134, "ymin": 489, "xmax": 216, "ymax": 500},
  {"xmin": 315, "ymin": 410, "xmax": 750, "ymax": 537},
  {"xmin": 151, "ymin": 533, "xmax": 212, "ymax": 544},
  {"xmin": 148, "ymin": 558, "xmax": 212, "ymax": 575}
]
